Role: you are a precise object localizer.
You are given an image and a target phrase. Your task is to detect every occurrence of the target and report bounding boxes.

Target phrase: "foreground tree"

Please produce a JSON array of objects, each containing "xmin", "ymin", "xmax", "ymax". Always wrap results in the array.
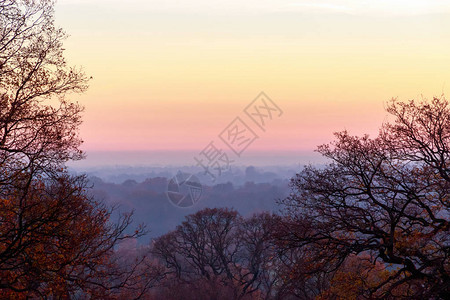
[
  {"xmin": 0, "ymin": 174, "xmax": 155, "ymax": 297},
  {"xmin": 0, "ymin": 0, "xmax": 87, "ymax": 184},
  {"xmin": 278, "ymin": 97, "xmax": 449, "ymax": 298},
  {"xmin": 0, "ymin": 1, "xmax": 157, "ymax": 297}
]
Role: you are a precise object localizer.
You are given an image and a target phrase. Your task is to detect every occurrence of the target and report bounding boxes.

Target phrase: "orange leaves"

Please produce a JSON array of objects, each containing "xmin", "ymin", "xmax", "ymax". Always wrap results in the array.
[
  {"xmin": 316, "ymin": 255, "xmax": 389, "ymax": 299},
  {"xmin": 0, "ymin": 174, "xmax": 130, "ymax": 297},
  {"xmin": 281, "ymin": 97, "xmax": 449, "ymax": 298}
]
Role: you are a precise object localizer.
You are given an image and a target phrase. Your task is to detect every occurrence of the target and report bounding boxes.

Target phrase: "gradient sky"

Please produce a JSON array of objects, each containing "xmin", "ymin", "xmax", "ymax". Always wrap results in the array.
[{"xmin": 55, "ymin": 0, "xmax": 450, "ymax": 157}]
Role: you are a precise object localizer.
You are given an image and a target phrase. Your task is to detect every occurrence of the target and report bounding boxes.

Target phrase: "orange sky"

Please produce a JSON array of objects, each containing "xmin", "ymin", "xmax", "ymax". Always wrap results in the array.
[{"xmin": 55, "ymin": 0, "xmax": 450, "ymax": 154}]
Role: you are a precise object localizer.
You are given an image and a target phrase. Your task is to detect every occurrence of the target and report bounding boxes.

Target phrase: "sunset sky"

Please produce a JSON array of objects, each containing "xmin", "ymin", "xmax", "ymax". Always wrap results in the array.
[{"xmin": 55, "ymin": 0, "xmax": 450, "ymax": 165}]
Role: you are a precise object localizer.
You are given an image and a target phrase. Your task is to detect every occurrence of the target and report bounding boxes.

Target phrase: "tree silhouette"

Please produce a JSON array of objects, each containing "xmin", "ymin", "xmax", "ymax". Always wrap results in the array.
[
  {"xmin": 278, "ymin": 97, "xmax": 449, "ymax": 298},
  {"xmin": 0, "ymin": 1, "xmax": 157, "ymax": 297},
  {"xmin": 152, "ymin": 208, "xmax": 287, "ymax": 300},
  {"xmin": 0, "ymin": 0, "xmax": 87, "ymax": 184}
]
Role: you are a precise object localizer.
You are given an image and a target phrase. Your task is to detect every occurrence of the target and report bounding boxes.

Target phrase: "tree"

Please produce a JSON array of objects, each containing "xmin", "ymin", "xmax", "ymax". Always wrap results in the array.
[
  {"xmin": 1, "ymin": 0, "xmax": 87, "ymax": 185},
  {"xmin": 238, "ymin": 212, "xmax": 286, "ymax": 299},
  {"xmin": 0, "ymin": 1, "xmax": 156, "ymax": 297},
  {"xmin": 316, "ymin": 254, "xmax": 392, "ymax": 300},
  {"xmin": 152, "ymin": 208, "xmax": 286, "ymax": 300},
  {"xmin": 278, "ymin": 97, "xmax": 449, "ymax": 298},
  {"xmin": 0, "ymin": 173, "xmax": 152, "ymax": 298}
]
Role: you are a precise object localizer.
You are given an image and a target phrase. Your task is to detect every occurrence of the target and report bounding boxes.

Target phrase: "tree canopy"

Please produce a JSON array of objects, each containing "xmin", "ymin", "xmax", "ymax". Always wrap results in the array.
[
  {"xmin": 278, "ymin": 97, "xmax": 449, "ymax": 298},
  {"xmin": 1, "ymin": 1, "xmax": 448, "ymax": 299},
  {"xmin": 0, "ymin": 1, "xmax": 158, "ymax": 297}
]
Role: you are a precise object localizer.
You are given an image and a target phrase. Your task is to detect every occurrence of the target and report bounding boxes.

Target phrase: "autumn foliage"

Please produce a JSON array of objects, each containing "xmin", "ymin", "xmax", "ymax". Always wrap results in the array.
[
  {"xmin": 0, "ymin": 1, "xmax": 156, "ymax": 298},
  {"xmin": 1, "ymin": 1, "xmax": 449, "ymax": 299},
  {"xmin": 278, "ymin": 97, "xmax": 449, "ymax": 299}
]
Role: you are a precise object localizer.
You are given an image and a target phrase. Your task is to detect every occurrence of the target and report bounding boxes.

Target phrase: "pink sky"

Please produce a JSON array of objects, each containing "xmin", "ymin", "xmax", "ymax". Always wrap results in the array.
[{"xmin": 55, "ymin": 1, "xmax": 450, "ymax": 156}]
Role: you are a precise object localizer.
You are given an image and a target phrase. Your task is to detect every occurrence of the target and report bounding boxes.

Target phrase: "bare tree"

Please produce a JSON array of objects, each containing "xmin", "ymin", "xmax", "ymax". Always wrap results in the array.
[
  {"xmin": 0, "ymin": 0, "xmax": 87, "ymax": 186},
  {"xmin": 152, "ymin": 208, "xmax": 286, "ymax": 300},
  {"xmin": 238, "ymin": 212, "xmax": 287, "ymax": 299},
  {"xmin": 278, "ymin": 97, "xmax": 449, "ymax": 298}
]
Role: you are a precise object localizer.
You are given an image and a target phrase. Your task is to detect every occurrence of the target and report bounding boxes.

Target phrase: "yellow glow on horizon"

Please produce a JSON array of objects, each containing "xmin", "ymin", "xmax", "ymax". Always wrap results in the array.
[{"xmin": 55, "ymin": 1, "xmax": 450, "ymax": 152}]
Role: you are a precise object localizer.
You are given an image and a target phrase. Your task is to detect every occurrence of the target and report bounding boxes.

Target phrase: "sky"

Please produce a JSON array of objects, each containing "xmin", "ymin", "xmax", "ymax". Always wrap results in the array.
[{"xmin": 55, "ymin": 0, "xmax": 450, "ymax": 165}]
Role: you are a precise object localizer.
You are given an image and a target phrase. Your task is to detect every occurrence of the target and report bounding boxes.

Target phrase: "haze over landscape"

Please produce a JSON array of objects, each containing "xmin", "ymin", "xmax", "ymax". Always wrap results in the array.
[{"xmin": 1, "ymin": 0, "xmax": 449, "ymax": 298}]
